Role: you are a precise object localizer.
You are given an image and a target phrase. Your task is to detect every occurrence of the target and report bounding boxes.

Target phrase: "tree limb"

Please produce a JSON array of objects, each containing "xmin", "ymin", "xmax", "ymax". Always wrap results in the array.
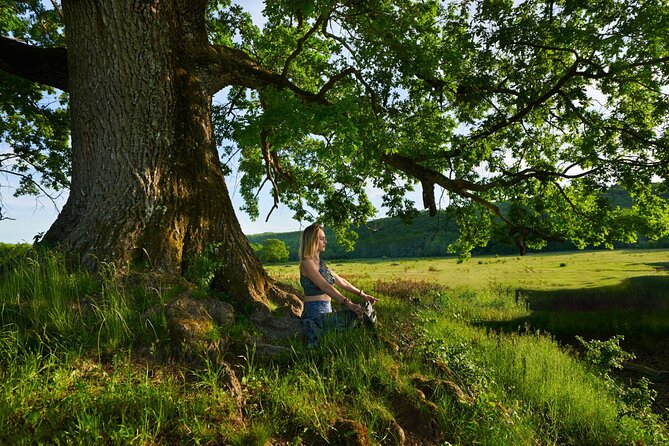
[
  {"xmin": 282, "ymin": 11, "xmax": 332, "ymax": 77},
  {"xmin": 317, "ymin": 66, "xmax": 355, "ymax": 98},
  {"xmin": 0, "ymin": 36, "xmax": 68, "ymax": 91},
  {"xmin": 198, "ymin": 45, "xmax": 329, "ymax": 104},
  {"xmin": 260, "ymin": 128, "xmax": 281, "ymax": 222},
  {"xmin": 471, "ymin": 58, "xmax": 580, "ymax": 141},
  {"xmin": 381, "ymin": 153, "xmax": 564, "ymax": 254},
  {"xmin": 48, "ymin": 0, "xmax": 64, "ymax": 20},
  {"xmin": 0, "ymin": 168, "xmax": 62, "ymax": 212}
]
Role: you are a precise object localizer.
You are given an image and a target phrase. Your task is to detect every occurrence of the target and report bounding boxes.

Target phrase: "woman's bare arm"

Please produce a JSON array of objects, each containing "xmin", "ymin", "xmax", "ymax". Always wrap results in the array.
[
  {"xmin": 301, "ymin": 260, "xmax": 364, "ymax": 315},
  {"xmin": 331, "ymin": 270, "xmax": 378, "ymax": 304}
]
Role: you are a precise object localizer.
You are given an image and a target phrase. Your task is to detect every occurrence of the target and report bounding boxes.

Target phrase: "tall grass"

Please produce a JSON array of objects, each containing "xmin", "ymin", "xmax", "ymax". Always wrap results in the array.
[
  {"xmin": 415, "ymin": 286, "xmax": 667, "ymax": 445},
  {"xmin": 0, "ymin": 249, "xmax": 667, "ymax": 444},
  {"xmin": 0, "ymin": 250, "xmax": 240, "ymax": 444},
  {"xmin": 0, "ymin": 250, "xmax": 162, "ymax": 354}
]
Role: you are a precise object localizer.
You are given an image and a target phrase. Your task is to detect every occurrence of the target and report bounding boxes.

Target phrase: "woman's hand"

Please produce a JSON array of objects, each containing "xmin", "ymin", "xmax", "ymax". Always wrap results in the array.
[
  {"xmin": 345, "ymin": 300, "xmax": 364, "ymax": 317},
  {"xmin": 360, "ymin": 292, "xmax": 378, "ymax": 304}
]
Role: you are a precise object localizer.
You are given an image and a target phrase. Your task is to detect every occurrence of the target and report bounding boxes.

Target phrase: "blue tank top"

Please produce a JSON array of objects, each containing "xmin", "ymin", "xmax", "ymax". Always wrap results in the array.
[{"xmin": 300, "ymin": 259, "xmax": 335, "ymax": 296}]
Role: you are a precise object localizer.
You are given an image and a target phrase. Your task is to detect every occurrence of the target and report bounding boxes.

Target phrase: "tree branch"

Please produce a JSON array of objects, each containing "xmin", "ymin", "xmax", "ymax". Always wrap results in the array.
[
  {"xmin": 320, "ymin": 25, "xmax": 384, "ymax": 115},
  {"xmin": 0, "ymin": 168, "xmax": 62, "ymax": 212},
  {"xmin": 381, "ymin": 153, "xmax": 564, "ymax": 254},
  {"xmin": 551, "ymin": 180, "xmax": 597, "ymax": 222},
  {"xmin": 471, "ymin": 58, "xmax": 580, "ymax": 141},
  {"xmin": 0, "ymin": 36, "xmax": 68, "ymax": 91},
  {"xmin": 48, "ymin": 0, "xmax": 64, "ymax": 20},
  {"xmin": 558, "ymin": 91, "xmax": 669, "ymax": 153},
  {"xmin": 198, "ymin": 45, "xmax": 329, "ymax": 105},
  {"xmin": 282, "ymin": 12, "xmax": 332, "ymax": 77},
  {"xmin": 317, "ymin": 66, "xmax": 355, "ymax": 98},
  {"xmin": 260, "ymin": 128, "xmax": 281, "ymax": 222}
]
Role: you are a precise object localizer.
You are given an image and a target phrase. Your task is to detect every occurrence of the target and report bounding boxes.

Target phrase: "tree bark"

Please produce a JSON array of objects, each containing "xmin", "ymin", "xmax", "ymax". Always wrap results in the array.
[{"xmin": 39, "ymin": 0, "xmax": 299, "ymax": 312}]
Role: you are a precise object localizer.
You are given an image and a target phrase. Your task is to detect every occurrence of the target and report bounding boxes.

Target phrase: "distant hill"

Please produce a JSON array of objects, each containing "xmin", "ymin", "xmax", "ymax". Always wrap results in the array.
[
  {"xmin": 247, "ymin": 211, "xmax": 461, "ymax": 261},
  {"xmin": 247, "ymin": 185, "xmax": 669, "ymax": 261}
]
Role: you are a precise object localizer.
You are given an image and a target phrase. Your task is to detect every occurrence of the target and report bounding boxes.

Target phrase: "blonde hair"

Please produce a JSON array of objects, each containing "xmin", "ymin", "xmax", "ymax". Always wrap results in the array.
[{"xmin": 299, "ymin": 223, "xmax": 323, "ymax": 260}]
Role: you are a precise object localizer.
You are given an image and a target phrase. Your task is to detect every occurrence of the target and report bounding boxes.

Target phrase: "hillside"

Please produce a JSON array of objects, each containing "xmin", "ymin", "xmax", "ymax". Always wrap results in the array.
[
  {"xmin": 247, "ymin": 211, "xmax": 461, "ymax": 261},
  {"xmin": 2, "ymin": 248, "xmax": 666, "ymax": 444},
  {"xmin": 247, "ymin": 185, "xmax": 669, "ymax": 261}
]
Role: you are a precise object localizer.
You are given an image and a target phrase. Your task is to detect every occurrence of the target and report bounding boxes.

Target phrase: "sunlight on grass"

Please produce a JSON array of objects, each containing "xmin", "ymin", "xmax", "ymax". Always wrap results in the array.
[
  {"xmin": 0, "ymin": 247, "xmax": 667, "ymax": 444},
  {"xmin": 266, "ymin": 249, "xmax": 669, "ymax": 292}
]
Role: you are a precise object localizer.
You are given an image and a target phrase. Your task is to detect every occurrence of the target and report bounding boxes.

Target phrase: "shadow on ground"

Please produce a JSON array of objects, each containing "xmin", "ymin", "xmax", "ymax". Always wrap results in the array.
[
  {"xmin": 480, "ymin": 275, "xmax": 669, "ymax": 338},
  {"xmin": 477, "ymin": 274, "xmax": 669, "ymax": 413}
]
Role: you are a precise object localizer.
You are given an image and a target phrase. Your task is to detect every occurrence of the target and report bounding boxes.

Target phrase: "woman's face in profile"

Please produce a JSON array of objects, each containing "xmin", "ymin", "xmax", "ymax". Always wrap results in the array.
[{"xmin": 317, "ymin": 229, "xmax": 327, "ymax": 252}]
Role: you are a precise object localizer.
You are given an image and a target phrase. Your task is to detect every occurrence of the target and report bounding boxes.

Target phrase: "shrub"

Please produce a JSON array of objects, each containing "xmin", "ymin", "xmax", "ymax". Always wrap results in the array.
[
  {"xmin": 575, "ymin": 335, "xmax": 634, "ymax": 375},
  {"xmin": 257, "ymin": 239, "xmax": 289, "ymax": 264},
  {"xmin": 185, "ymin": 243, "xmax": 224, "ymax": 289},
  {"xmin": 373, "ymin": 278, "xmax": 447, "ymax": 300}
]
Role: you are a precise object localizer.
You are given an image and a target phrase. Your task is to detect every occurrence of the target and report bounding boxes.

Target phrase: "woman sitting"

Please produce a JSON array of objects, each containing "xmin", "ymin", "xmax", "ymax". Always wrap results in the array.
[{"xmin": 299, "ymin": 223, "xmax": 377, "ymax": 347}]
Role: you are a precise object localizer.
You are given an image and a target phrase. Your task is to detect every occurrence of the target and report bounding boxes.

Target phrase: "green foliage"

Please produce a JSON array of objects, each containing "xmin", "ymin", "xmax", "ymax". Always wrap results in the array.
[
  {"xmin": 257, "ymin": 238, "xmax": 289, "ymax": 264},
  {"xmin": 3, "ymin": 0, "xmax": 669, "ymax": 255},
  {"xmin": 1, "ymin": 2, "xmax": 69, "ymax": 217},
  {"xmin": 576, "ymin": 336, "xmax": 660, "ymax": 428},
  {"xmin": 216, "ymin": 0, "xmax": 669, "ymax": 255},
  {"xmin": 576, "ymin": 335, "xmax": 635, "ymax": 375},
  {"xmin": 248, "ymin": 210, "xmax": 461, "ymax": 261},
  {"xmin": 184, "ymin": 243, "xmax": 224, "ymax": 289},
  {"xmin": 249, "ymin": 192, "xmax": 669, "ymax": 261}
]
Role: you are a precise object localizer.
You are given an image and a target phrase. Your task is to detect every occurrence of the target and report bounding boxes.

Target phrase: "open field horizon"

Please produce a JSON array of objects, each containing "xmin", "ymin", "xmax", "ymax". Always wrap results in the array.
[{"xmin": 266, "ymin": 248, "xmax": 669, "ymax": 291}]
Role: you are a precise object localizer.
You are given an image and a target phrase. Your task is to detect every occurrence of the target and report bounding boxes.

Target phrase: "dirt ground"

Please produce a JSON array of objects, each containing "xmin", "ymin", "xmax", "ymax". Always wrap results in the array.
[{"xmin": 620, "ymin": 340, "xmax": 669, "ymax": 416}]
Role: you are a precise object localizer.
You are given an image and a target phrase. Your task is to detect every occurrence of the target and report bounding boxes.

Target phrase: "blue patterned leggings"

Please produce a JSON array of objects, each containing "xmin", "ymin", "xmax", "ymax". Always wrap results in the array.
[{"xmin": 301, "ymin": 300, "xmax": 357, "ymax": 347}]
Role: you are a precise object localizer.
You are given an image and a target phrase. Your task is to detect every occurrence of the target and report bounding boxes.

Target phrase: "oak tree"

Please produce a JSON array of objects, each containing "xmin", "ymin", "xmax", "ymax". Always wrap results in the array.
[{"xmin": 1, "ymin": 0, "xmax": 668, "ymax": 311}]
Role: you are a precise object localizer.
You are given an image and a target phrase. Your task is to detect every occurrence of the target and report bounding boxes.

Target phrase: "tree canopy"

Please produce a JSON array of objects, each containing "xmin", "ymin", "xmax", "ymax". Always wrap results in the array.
[
  {"xmin": 2, "ymin": 0, "xmax": 669, "ymax": 261},
  {"xmin": 257, "ymin": 238, "xmax": 290, "ymax": 263}
]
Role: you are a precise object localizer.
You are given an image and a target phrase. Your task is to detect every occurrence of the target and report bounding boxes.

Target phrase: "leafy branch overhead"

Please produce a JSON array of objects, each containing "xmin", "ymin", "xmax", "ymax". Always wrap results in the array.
[{"xmin": 2, "ymin": 0, "xmax": 669, "ymax": 257}]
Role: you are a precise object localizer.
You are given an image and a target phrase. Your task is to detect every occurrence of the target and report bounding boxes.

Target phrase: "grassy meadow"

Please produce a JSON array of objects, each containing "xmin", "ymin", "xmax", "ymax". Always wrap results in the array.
[
  {"xmin": 267, "ymin": 249, "xmax": 669, "ymax": 291},
  {"xmin": 1, "ymin": 245, "xmax": 668, "ymax": 445}
]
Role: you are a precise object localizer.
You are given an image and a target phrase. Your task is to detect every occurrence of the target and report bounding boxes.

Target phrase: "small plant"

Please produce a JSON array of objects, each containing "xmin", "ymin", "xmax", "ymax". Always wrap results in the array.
[
  {"xmin": 185, "ymin": 243, "xmax": 224, "ymax": 289},
  {"xmin": 559, "ymin": 262, "xmax": 567, "ymax": 267},
  {"xmin": 575, "ymin": 335, "xmax": 635, "ymax": 375},
  {"xmin": 619, "ymin": 377, "xmax": 657, "ymax": 419}
]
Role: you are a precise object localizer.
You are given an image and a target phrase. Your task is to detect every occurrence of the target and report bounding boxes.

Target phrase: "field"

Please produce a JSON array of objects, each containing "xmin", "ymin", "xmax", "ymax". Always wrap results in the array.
[
  {"xmin": 1, "ymin": 247, "xmax": 668, "ymax": 445},
  {"xmin": 268, "ymin": 249, "xmax": 669, "ymax": 412},
  {"xmin": 267, "ymin": 249, "xmax": 669, "ymax": 291}
]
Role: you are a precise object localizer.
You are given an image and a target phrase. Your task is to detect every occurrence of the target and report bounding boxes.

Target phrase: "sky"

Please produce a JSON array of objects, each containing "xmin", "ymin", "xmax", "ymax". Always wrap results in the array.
[{"xmin": 0, "ymin": 0, "xmax": 429, "ymax": 243}]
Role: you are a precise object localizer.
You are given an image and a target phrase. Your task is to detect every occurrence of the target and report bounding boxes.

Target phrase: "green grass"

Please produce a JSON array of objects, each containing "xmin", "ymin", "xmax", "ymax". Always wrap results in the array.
[
  {"xmin": 269, "ymin": 249, "xmax": 669, "ymax": 352},
  {"xmin": 0, "ymin": 248, "xmax": 667, "ymax": 444},
  {"xmin": 266, "ymin": 249, "xmax": 669, "ymax": 291}
]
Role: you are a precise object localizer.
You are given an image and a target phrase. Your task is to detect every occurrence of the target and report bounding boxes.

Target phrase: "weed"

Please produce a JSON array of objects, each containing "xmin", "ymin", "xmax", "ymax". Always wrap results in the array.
[
  {"xmin": 184, "ymin": 242, "xmax": 224, "ymax": 289},
  {"xmin": 576, "ymin": 335, "xmax": 635, "ymax": 375}
]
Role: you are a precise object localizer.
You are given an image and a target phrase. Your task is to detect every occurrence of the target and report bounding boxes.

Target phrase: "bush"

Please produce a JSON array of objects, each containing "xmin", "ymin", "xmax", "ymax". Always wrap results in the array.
[{"xmin": 257, "ymin": 239, "xmax": 289, "ymax": 264}]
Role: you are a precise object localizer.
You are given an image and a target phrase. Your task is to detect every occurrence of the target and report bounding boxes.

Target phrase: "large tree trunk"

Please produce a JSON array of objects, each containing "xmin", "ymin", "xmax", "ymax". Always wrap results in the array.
[{"xmin": 42, "ymin": 0, "xmax": 298, "ymax": 312}]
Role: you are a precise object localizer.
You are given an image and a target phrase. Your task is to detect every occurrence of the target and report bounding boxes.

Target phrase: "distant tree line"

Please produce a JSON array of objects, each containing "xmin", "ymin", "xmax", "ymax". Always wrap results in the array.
[{"xmin": 247, "ymin": 186, "xmax": 669, "ymax": 261}]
